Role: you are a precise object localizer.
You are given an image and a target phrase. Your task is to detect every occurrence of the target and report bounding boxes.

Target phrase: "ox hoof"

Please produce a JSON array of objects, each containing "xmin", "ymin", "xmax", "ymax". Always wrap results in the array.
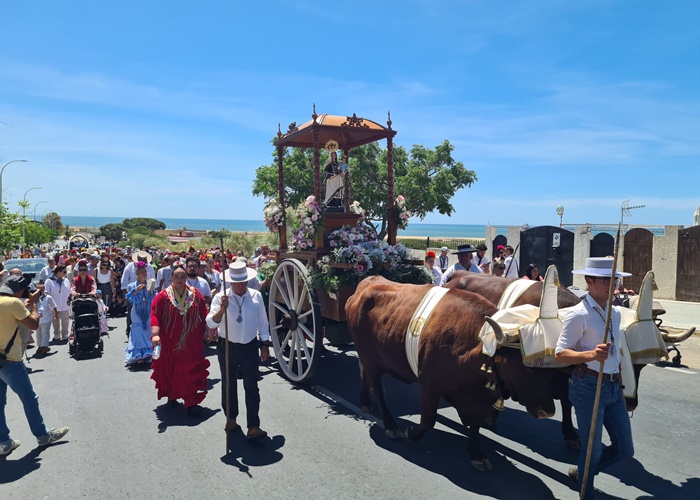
[
  {"xmin": 565, "ymin": 438, "xmax": 581, "ymax": 451},
  {"xmin": 406, "ymin": 425, "xmax": 424, "ymax": 442},
  {"xmin": 470, "ymin": 458, "xmax": 493, "ymax": 472},
  {"xmin": 385, "ymin": 429, "xmax": 405, "ymax": 440},
  {"xmin": 360, "ymin": 405, "xmax": 375, "ymax": 414}
]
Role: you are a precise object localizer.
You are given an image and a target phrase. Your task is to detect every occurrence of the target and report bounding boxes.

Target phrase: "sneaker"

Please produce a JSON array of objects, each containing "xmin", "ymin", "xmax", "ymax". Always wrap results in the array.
[
  {"xmin": 246, "ymin": 427, "xmax": 268, "ymax": 440},
  {"xmin": 37, "ymin": 427, "xmax": 69, "ymax": 447},
  {"xmin": 567, "ymin": 466, "xmax": 579, "ymax": 485},
  {"xmin": 0, "ymin": 439, "xmax": 21, "ymax": 456}
]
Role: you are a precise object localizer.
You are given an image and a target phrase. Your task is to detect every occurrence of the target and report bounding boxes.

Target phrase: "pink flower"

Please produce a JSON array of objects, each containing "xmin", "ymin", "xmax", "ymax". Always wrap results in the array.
[
  {"xmin": 357, "ymin": 264, "xmax": 365, "ymax": 273},
  {"xmin": 397, "ymin": 195, "xmax": 405, "ymax": 204},
  {"xmin": 312, "ymin": 214, "xmax": 318, "ymax": 221}
]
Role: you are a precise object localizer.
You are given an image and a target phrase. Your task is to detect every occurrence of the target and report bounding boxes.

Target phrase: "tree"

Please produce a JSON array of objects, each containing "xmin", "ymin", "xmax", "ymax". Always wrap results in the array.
[
  {"xmin": 24, "ymin": 221, "xmax": 57, "ymax": 245},
  {"xmin": 253, "ymin": 139, "xmax": 477, "ymax": 239},
  {"xmin": 122, "ymin": 218, "xmax": 166, "ymax": 231},
  {"xmin": 42, "ymin": 212, "xmax": 64, "ymax": 233},
  {"xmin": 0, "ymin": 202, "xmax": 22, "ymax": 252},
  {"xmin": 98, "ymin": 223, "xmax": 126, "ymax": 242}
]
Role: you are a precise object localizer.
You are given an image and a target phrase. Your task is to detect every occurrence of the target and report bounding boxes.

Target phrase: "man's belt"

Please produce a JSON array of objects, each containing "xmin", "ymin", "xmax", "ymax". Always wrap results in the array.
[{"xmin": 576, "ymin": 365, "xmax": 620, "ymax": 382}]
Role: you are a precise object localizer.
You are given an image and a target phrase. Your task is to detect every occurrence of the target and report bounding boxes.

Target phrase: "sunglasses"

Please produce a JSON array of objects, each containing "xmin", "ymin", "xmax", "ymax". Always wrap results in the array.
[{"xmin": 79, "ymin": 268, "xmax": 88, "ymax": 272}]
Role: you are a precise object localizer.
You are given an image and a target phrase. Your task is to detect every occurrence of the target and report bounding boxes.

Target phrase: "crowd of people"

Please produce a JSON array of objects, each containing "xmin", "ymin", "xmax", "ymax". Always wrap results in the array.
[
  {"xmin": 0, "ymin": 241, "xmax": 276, "ymax": 456},
  {"xmin": 424, "ymin": 243, "xmax": 528, "ymax": 285}
]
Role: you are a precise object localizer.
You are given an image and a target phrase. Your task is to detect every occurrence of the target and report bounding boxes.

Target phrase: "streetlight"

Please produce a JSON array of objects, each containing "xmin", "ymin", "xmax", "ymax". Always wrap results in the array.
[
  {"xmin": 33, "ymin": 200, "xmax": 48, "ymax": 221},
  {"xmin": 0, "ymin": 159, "xmax": 28, "ymax": 206},
  {"xmin": 556, "ymin": 205, "xmax": 565, "ymax": 228},
  {"xmin": 22, "ymin": 186, "xmax": 41, "ymax": 245},
  {"xmin": 41, "ymin": 209, "xmax": 51, "ymax": 220}
]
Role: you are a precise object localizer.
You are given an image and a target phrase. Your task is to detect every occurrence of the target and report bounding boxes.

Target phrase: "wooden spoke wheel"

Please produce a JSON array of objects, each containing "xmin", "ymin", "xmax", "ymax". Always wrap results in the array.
[{"xmin": 268, "ymin": 259, "xmax": 322, "ymax": 383}]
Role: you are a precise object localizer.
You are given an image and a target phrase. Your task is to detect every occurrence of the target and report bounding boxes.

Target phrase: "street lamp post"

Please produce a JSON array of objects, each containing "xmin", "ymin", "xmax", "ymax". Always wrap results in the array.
[
  {"xmin": 33, "ymin": 200, "xmax": 48, "ymax": 221},
  {"xmin": 0, "ymin": 159, "xmax": 28, "ymax": 206},
  {"xmin": 22, "ymin": 186, "xmax": 42, "ymax": 245}
]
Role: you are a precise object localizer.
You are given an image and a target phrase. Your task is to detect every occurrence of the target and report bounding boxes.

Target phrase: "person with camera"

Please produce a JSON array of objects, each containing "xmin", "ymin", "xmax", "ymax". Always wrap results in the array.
[{"xmin": 0, "ymin": 274, "xmax": 69, "ymax": 456}]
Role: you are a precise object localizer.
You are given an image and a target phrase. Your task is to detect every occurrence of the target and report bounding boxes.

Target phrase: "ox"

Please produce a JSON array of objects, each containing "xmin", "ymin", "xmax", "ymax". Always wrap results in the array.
[
  {"xmin": 444, "ymin": 271, "xmax": 650, "ymax": 450},
  {"xmin": 346, "ymin": 276, "xmax": 556, "ymax": 471}
]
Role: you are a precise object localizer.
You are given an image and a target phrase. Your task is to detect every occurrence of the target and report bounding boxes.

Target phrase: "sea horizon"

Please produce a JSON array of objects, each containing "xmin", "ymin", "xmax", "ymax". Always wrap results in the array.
[{"xmin": 60, "ymin": 215, "xmax": 488, "ymax": 239}]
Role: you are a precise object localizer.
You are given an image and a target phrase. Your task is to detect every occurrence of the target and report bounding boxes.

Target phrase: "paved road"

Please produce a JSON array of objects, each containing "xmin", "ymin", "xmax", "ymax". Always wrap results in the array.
[{"xmin": 2, "ymin": 316, "xmax": 699, "ymax": 499}]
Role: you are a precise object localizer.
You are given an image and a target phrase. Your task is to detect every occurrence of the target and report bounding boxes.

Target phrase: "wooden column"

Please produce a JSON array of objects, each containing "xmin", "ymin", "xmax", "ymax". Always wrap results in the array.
[
  {"xmin": 386, "ymin": 121, "xmax": 396, "ymax": 245},
  {"xmin": 276, "ymin": 142, "xmax": 287, "ymax": 251},
  {"xmin": 343, "ymin": 148, "xmax": 351, "ymax": 212}
]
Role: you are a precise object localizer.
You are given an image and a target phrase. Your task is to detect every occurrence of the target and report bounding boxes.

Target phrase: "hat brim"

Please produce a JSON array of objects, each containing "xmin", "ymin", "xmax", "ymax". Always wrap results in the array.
[
  {"xmin": 0, "ymin": 283, "xmax": 16, "ymax": 295},
  {"xmin": 452, "ymin": 249, "xmax": 475, "ymax": 254},
  {"xmin": 224, "ymin": 268, "xmax": 258, "ymax": 283},
  {"xmin": 132, "ymin": 251, "xmax": 153, "ymax": 264},
  {"xmin": 572, "ymin": 268, "xmax": 632, "ymax": 277}
]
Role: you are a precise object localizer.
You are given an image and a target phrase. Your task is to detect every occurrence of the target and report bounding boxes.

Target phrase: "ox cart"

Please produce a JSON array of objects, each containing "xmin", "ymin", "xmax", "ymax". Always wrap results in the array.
[{"xmin": 265, "ymin": 108, "xmax": 418, "ymax": 383}]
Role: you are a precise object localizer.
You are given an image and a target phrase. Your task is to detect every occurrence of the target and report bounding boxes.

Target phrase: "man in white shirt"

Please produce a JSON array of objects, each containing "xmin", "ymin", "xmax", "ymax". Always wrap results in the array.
[
  {"xmin": 440, "ymin": 244, "xmax": 482, "ymax": 285},
  {"xmin": 44, "ymin": 265, "xmax": 71, "ymax": 341},
  {"xmin": 471, "ymin": 244, "xmax": 490, "ymax": 274},
  {"xmin": 185, "ymin": 257, "xmax": 212, "ymax": 307},
  {"xmin": 38, "ymin": 258, "xmax": 56, "ymax": 285},
  {"xmin": 438, "ymin": 246, "xmax": 450, "ymax": 273},
  {"xmin": 555, "ymin": 257, "xmax": 634, "ymax": 499},
  {"xmin": 252, "ymin": 244, "xmax": 270, "ymax": 269},
  {"xmin": 207, "ymin": 261, "xmax": 270, "ymax": 440},
  {"xmin": 503, "ymin": 245, "xmax": 519, "ymax": 279},
  {"xmin": 156, "ymin": 255, "xmax": 174, "ymax": 292}
]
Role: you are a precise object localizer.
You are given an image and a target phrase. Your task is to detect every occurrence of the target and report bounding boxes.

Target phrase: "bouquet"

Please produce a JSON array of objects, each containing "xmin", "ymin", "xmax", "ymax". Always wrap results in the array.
[
  {"xmin": 290, "ymin": 195, "xmax": 322, "ymax": 251},
  {"xmin": 349, "ymin": 200, "xmax": 366, "ymax": 221},
  {"xmin": 263, "ymin": 198, "xmax": 284, "ymax": 233},
  {"xmin": 393, "ymin": 195, "xmax": 411, "ymax": 230}
]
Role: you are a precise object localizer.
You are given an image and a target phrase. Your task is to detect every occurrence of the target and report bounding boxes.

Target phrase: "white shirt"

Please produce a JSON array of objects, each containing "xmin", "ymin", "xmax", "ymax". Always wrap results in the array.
[
  {"xmin": 472, "ymin": 254, "xmax": 489, "ymax": 268},
  {"xmin": 38, "ymin": 294, "xmax": 57, "ymax": 324},
  {"xmin": 555, "ymin": 294, "xmax": 622, "ymax": 374},
  {"xmin": 44, "ymin": 277, "xmax": 71, "ymax": 312},
  {"xmin": 206, "ymin": 288, "xmax": 270, "ymax": 344},
  {"xmin": 121, "ymin": 261, "xmax": 156, "ymax": 289},
  {"xmin": 504, "ymin": 255, "xmax": 519, "ymax": 278},
  {"xmin": 156, "ymin": 266, "xmax": 173, "ymax": 290},
  {"xmin": 187, "ymin": 276, "xmax": 212, "ymax": 298},
  {"xmin": 440, "ymin": 261, "xmax": 482, "ymax": 286},
  {"xmin": 425, "ymin": 265, "xmax": 442, "ymax": 285},
  {"xmin": 39, "ymin": 265, "xmax": 54, "ymax": 283}
]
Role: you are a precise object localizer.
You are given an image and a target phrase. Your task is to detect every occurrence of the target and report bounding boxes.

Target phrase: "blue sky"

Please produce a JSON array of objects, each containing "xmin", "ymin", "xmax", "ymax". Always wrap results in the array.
[{"xmin": 1, "ymin": 1, "xmax": 698, "ymax": 227}]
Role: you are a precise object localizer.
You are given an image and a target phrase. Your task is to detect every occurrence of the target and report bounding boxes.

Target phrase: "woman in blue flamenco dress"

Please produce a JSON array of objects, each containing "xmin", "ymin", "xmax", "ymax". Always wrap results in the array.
[{"xmin": 124, "ymin": 261, "xmax": 155, "ymax": 366}]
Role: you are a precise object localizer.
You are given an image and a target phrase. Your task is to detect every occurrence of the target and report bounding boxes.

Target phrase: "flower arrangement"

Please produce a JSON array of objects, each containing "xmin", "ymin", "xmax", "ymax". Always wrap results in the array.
[
  {"xmin": 393, "ymin": 194, "xmax": 412, "ymax": 230},
  {"xmin": 263, "ymin": 198, "xmax": 284, "ymax": 233},
  {"xmin": 349, "ymin": 200, "xmax": 366, "ymax": 221},
  {"xmin": 327, "ymin": 223, "xmax": 378, "ymax": 249},
  {"xmin": 290, "ymin": 195, "xmax": 322, "ymax": 251}
]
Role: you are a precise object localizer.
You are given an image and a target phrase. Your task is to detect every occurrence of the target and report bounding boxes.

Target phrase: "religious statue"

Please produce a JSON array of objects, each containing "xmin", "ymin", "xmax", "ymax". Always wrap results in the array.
[{"xmin": 323, "ymin": 141, "xmax": 348, "ymax": 210}]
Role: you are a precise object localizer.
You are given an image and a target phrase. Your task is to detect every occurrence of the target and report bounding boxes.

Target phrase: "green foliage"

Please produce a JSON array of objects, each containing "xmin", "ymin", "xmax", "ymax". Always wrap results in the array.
[
  {"xmin": 143, "ymin": 236, "xmax": 168, "ymax": 248},
  {"xmin": 63, "ymin": 225, "xmax": 71, "ymax": 238},
  {"xmin": 253, "ymin": 138, "xmax": 476, "ymax": 239},
  {"xmin": 24, "ymin": 221, "xmax": 57, "ymax": 245},
  {"xmin": 122, "ymin": 217, "xmax": 166, "ymax": 231},
  {"xmin": 0, "ymin": 203, "xmax": 22, "ymax": 251},
  {"xmin": 42, "ymin": 212, "xmax": 64, "ymax": 233},
  {"xmin": 98, "ymin": 223, "xmax": 126, "ymax": 241}
]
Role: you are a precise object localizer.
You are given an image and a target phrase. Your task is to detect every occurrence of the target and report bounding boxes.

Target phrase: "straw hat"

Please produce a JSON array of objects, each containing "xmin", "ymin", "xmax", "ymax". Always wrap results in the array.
[
  {"xmin": 224, "ymin": 261, "xmax": 257, "ymax": 283},
  {"xmin": 572, "ymin": 257, "xmax": 631, "ymax": 278},
  {"xmin": 132, "ymin": 250, "xmax": 153, "ymax": 264}
]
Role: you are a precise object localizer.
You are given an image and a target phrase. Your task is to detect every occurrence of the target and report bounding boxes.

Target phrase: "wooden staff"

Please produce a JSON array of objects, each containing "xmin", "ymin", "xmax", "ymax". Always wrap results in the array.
[
  {"xmin": 220, "ymin": 233, "xmax": 231, "ymax": 454},
  {"xmin": 579, "ymin": 223, "xmax": 621, "ymax": 499}
]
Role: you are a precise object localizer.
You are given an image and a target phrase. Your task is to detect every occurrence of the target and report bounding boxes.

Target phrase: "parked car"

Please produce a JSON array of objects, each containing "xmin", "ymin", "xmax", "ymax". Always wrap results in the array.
[{"xmin": 3, "ymin": 258, "xmax": 49, "ymax": 286}]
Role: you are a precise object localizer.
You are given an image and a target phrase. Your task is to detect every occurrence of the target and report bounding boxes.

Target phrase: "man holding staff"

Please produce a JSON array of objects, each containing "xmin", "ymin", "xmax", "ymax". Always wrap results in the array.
[
  {"xmin": 207, "ymin": 261, "xmax": 270, "ymax": 440},
  {"xmin": 555, "ymin": 257, "xmax": 634, "ymax": 498}
]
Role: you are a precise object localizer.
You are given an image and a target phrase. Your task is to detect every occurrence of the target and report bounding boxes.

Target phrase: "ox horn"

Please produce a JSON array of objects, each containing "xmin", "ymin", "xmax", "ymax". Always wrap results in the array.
[
  {"xmin": 485, "ymin": 316, "xmax": 505, "ymax": 344},
  {"xmin": 662, "ymin": 327, "xmax": 695, "ymax": 343}
]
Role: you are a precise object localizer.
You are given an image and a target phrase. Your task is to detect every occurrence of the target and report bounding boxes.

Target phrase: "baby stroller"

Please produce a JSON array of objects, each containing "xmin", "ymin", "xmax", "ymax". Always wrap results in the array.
[{"xmin": 69, "ymin": 296, "xmax": 104, "ymax": 358}]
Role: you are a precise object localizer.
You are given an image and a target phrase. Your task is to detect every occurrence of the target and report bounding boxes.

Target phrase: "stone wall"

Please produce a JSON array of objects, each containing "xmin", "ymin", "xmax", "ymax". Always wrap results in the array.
[{"xmin": 485, "ymin": 225, "xmax": 686, "ymax": 300}]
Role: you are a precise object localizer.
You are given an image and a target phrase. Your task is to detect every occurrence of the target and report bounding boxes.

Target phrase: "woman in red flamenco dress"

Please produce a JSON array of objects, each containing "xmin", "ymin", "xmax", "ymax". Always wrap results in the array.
[{"xmin": 150, "ymin": 264, "xmax": 210, "ymax": 415}]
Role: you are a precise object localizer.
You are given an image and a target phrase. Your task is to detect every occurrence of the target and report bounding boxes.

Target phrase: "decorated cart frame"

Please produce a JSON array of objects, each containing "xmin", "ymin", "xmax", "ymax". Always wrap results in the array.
[{"xmin": 267, "ymin": 106, "xmax": 401, "ymax": 383}]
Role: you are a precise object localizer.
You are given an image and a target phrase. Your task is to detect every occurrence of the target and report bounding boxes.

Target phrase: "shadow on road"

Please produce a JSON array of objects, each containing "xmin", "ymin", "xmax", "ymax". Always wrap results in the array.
[
  {"xmin": 612, "ymin": 458, "xmax": 700, "ymax": 499},
  {"xmin": 154, "ymin": 403, "xmax": 220, "ymax": 433},
  {"xmin": 219, "ymin": 431, "xmax": 285, "ymax": 475},
  {"xmin": 0, "ymin": 443, "xmax": 67, "ymax": 484}
]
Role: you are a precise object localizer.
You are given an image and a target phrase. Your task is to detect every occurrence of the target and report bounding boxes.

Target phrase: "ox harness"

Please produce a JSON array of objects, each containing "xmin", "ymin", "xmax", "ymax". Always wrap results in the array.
[{"xmin": 405, "ymin": 286, "xmax": 450, "ymax": 377}]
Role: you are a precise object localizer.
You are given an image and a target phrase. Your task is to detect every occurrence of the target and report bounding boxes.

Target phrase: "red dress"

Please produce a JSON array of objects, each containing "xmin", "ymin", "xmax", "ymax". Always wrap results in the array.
[{"xmin": 150, "ymin": 285, "xmax": 210, "ymax": 408}]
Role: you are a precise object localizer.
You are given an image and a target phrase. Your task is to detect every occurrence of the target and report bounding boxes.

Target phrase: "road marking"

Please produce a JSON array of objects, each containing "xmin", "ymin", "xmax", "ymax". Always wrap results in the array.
[{"xmin": 311, "ymin": 385, "xmax": 384, "ymax": 429}]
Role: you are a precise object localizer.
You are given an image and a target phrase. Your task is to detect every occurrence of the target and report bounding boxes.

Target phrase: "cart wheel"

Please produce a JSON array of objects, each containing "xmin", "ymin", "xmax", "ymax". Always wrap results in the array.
[{"xmin": 268, "ymin": 258, "xmax": 322, "ymax": 383}]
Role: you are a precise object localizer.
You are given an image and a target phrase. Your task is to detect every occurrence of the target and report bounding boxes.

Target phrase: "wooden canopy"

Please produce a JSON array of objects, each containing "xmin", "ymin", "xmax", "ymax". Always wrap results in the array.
[{"xmin": 273, "ymin": 107, "xmax": 397, "ymax": 250}]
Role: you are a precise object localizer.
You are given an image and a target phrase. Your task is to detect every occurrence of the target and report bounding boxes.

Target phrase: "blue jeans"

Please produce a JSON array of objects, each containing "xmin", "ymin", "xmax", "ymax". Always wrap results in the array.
[
  {"xmin": 0, "ymin": 360, "xmax": 49, "ymax": 442},
  {"xmin": 569, "ymin": 373, "xmax": 634, "ymax": 499}
]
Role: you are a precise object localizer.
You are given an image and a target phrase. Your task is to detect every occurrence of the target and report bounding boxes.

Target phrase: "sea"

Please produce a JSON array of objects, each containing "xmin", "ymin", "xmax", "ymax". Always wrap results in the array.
[{"xmin": 60, "ymin": 215, "xmax": 488, "ymax": 238}]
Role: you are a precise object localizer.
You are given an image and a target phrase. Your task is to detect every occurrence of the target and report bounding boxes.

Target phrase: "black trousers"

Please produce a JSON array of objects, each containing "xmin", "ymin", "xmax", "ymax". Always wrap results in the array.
[
  {"xmin": 217, "ymin": 338, "xmax": 261, "ymax": 428},
  {"xmin": 125, "ymin": 302, "xmax": 132, "ymax": 337}
]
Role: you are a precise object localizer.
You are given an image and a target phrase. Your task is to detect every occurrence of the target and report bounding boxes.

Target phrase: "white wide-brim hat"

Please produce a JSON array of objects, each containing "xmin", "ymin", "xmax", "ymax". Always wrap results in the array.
[
  {"xmin": 572, "ymin": 257, "xmax": 631, "ymax": 277},
  {"xmin": 224, "ymin": 261, "xmax": 257, "ymax": 283},
  {"xmin": 132, "ymin": 250, "xmax": 153, "ymax": 264}
]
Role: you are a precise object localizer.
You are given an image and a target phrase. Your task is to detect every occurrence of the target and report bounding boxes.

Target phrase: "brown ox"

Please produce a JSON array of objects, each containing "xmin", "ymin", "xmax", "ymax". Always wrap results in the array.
[
  {"xmin": 346, "ymin": 276, "xmax": 556, "ymax": 471},
  {"xmin": 444, "ymin": 271, "xmax": 648, "ymax": 450}
]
